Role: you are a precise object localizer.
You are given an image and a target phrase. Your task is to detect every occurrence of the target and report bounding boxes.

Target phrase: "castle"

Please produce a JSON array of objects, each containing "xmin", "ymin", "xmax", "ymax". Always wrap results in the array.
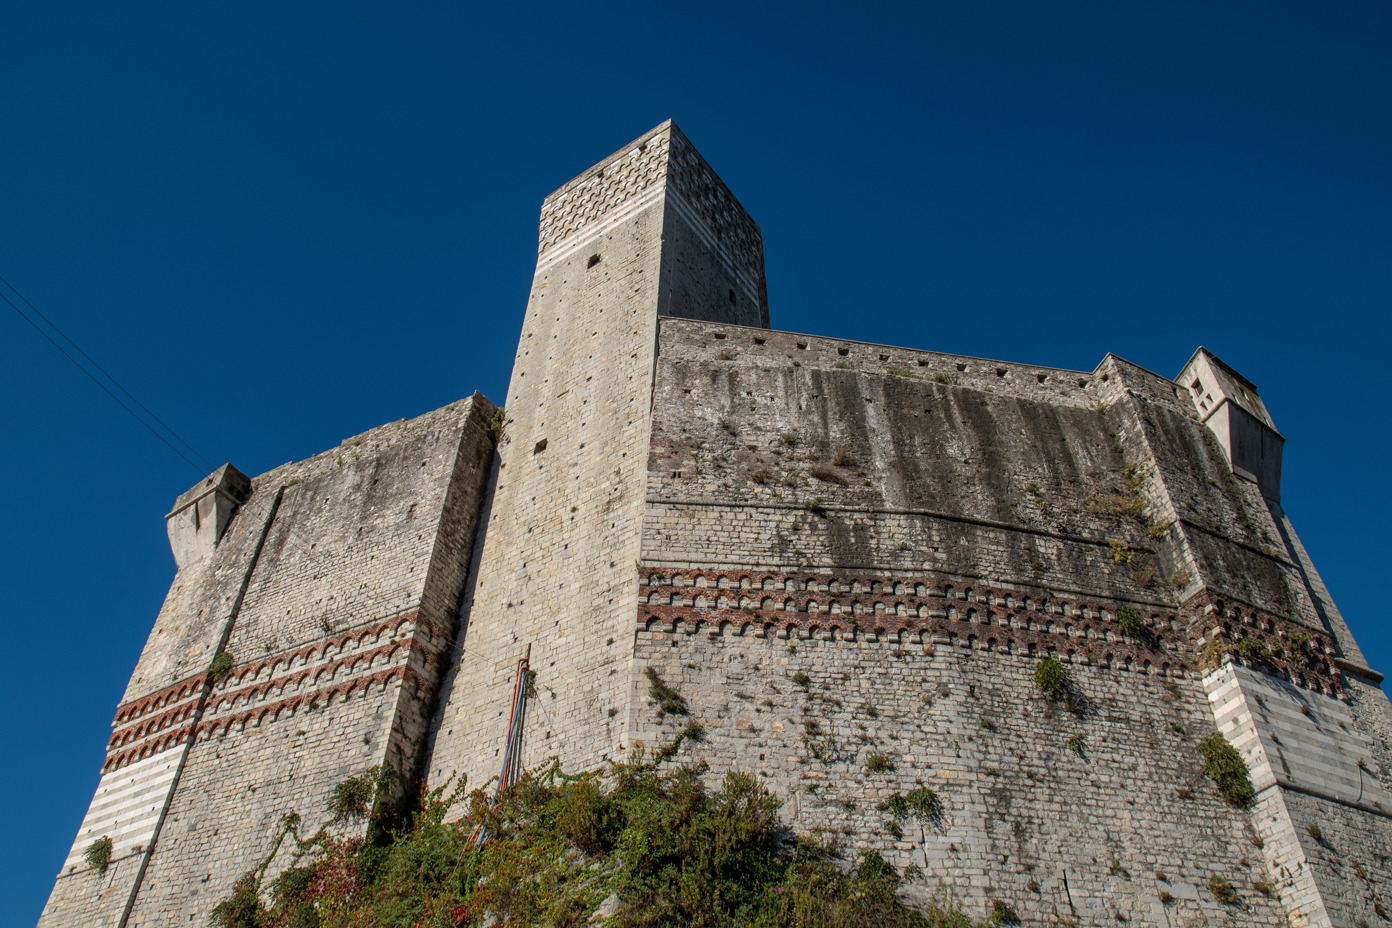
[{"xmin": 40, "ymin": 121, "xmax": 1391, "ymax": 927}]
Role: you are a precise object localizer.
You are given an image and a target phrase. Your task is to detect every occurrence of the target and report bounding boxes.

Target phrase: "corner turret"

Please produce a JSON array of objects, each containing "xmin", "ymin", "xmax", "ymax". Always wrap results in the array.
[
  {"xmin": 1177, "ymin": 347, "xmax": 1284, "ymax": 501},
  {"xmin": 164, "ymin": 463, "xmax": 251, "ymax": 568}
]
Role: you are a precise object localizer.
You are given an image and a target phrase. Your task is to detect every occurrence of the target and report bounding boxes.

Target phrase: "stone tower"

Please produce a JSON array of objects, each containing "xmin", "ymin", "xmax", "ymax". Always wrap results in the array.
[{"xmin": 424, "ymin": 120, "xmax": 770, "ymax": 791}]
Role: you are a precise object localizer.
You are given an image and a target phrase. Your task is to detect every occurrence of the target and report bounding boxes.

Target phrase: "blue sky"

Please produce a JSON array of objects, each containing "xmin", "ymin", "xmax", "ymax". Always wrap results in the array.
[{"xmin": 3, "ymin": 1, "xmax": 1389, "ymax": 922}]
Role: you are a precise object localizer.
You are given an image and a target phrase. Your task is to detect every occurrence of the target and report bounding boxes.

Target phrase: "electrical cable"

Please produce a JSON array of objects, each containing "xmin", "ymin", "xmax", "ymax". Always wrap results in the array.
[
  {"xmin": 5, "ymin": 276, "xmax": 522, "ymax": 679},
  {"xmin": 0, "ymin": 274, "xmax": 216, "ymax": 472},
  {"xmin": 3, "ymin": 291, "xmax": 209, "ymax": 478}
]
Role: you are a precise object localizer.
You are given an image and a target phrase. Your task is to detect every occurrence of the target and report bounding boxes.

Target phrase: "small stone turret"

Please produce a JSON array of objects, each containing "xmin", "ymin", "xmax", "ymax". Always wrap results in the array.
[
  {"xmin": 1177, "ymin": 347, "xmax": 1285, "ymax": 500},
  {"xmin": 164, "ymin": 463, "xmax": 251, "ymax": 568}
]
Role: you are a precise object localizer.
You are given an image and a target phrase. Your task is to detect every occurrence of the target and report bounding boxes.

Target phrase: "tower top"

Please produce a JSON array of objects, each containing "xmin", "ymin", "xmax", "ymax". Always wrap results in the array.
[{"xmin": 536, "ymin": 120, "xmax": 768, "ymax": 324}]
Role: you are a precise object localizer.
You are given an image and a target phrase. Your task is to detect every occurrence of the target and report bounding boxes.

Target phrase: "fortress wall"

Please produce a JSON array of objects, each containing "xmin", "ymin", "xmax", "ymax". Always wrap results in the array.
[
  {"xmin": 645, "ymin": 320, "xmax": 1173, "ymax": 606},
  {"xmin": 630, "ymin": 619, "xmax": 1285, "ymax": 928},
  {"xmin": 640, "ymin": 319, "xmax": 1392, "ymax": 926},
  {"xmin": 120, "ymin": 681, "xmax": 417, "ymax": 926},
  {"xmin": 39, "ymin": 493, "xmax": 284, "ymax": 928},
  {"xmin": 223, "ymin": 396, "xmax": 494, "ymax": 655}
]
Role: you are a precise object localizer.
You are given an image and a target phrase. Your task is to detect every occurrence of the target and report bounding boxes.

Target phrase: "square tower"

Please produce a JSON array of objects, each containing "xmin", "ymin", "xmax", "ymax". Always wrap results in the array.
[{"xmin": 425, "ymin": 121, "xmax": 768, "ymax": 790}]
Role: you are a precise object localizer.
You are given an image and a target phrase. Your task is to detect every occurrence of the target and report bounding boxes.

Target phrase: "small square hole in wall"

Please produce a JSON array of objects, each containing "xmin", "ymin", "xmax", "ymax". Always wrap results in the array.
[
  {"xmin": 587, "ymin": 254, "xmax": 601, "ymax": 268},
  {"xmin": 797, "ymin": 342, "xmax": 807, "ymax": 350},
  {"xmin": 956, "ymin": 363, "xmax": 967, "ymax": 372},
  {"xmin": 714, "ymin": 332, "xmax": 727, "ymax": 339},
  {"xmin": 534, "ymin": 438, "xmax": 548, "ymax": 454},
  {"xmin": 880, "ymin": 354, "xmax": 890, "ymax": 361},
  {"xmin": 838, "ymin": 347, "xmax": 850, "ymax": 356},
  {"xmin": 754, "ymin": 337, "xmax": 766, "ymax": 345}
]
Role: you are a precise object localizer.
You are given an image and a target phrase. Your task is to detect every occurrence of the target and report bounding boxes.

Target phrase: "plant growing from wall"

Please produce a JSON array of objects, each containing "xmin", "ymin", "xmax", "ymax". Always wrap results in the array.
[
  {"xmin": 866, "ymin": 753, "xmax": 895, "ymax": 773},
  {"xmin": 207, "ymin": 651, "xmax": 234, "ymax": 682},
  {"xmin": 1115, "ymin": 606, "xmax": 1144, "ymax": 640},
  {"xmin": 644, "ymin": 667, "xmax": 688, "ymax": 717},
  {"xmin": 1238, "ymin": 637, "xmax": 1270, "ymax": 664},
  {"xmin": 1034, "ymin": 657, "xmax": 1071, "ymax": 701},
  {"xmin": 487, "ymin": 406, "xmax": 508, "ymax": 442},
  {"xmin": 1198, "ymin": 732, "xmax": 1255, "ymax": 808},
  {"xmin": 1207, "ymin": 872, "xmax": 1238, "ymax": 904},
  {"xmin": 879, "ymin": 787, "xmax": 941, "ymax": 825},
  {"xmin": 988, "ymin": 900, "xmax": 1020, "ymax": 925},
  {"xmin": 84, "ymin": 835, "xmax": 113, "ymax": 874},
  {"xmin": 1286, "ymin": 630, "xmax": 1312, "ymax": 666},
  {"xmin": 1200, "ymin": 640, "xmax": 1228, "ymax": 671}
]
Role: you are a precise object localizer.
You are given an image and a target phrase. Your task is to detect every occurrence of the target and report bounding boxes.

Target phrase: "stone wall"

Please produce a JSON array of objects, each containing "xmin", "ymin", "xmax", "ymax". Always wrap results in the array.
[
  {"xmin": 634, "ymin": 314, "xmax": 1392, "ymax": 926},
  {"xmin": 632, "ymin": 606, "xmax": 1284, "ymax": 926}
]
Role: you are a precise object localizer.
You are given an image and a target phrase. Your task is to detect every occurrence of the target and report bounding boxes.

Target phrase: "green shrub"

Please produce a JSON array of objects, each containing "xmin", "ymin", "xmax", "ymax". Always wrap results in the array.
[
  {"xmin": 83, "ymin": 836, "xmax": 112, "ymax": 874},
  {"xmin": 866, "ymin": 753, "xmax": 895, "ymax": 773},
  {"xmin": 487, "ymin": 406, "xmax": 507, "ymax": 441},
  {"xmin": 210, "ymin": 874, "xmax": 266, "ymax": 928},
  {"xmin": 1115, "ymin": 606, "xmax": 1144, "ymax": 640},
  {"xmin": 989, "ymin": 899, "xmax": 1020, "ymax": 925},
  {"xmin": 1034, "ymin": 657, "xmax": 1071, "ymax": 700},
  {"xmin": 879, "ymin": 787, "xmax": 940, "ymax": 823},
  {"xmin": 791, "ymin": 671, "xmax": 811, "ymax": 689},
  {"xmin": 1208, "ymin": 872, "xmax": 1238, "ymax": 904},
  {"xmin": 1238, "ymin": 637, "xmax": 1270, "ymax": 664},
  {"xmin": 1198, "ymin": 732, "xmax": 1255, "ymax": 807},
  {"xmin": 644, "ymin": 667, "xmax": 688, "ymax": 717},
  {"xmin": 207, "ymin": 652, "xmax": 234, "ymax": 682},
  {"xmin": 211, "ymin": 752, "xmax": 969, "ymax": 928},
  {"xmin": 1108, "ymin": 539, "xmax": 1135, "ymax": 564}
]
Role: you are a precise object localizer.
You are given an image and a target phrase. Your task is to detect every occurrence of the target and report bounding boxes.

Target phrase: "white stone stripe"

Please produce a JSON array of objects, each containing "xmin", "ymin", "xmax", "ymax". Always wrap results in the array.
[
  {"xmin": 536, "ymin": 183, "xmax": 668, "ymax": 270},
  {"xmin": 536, "ymin": 185, "xmax": 763, "ymax": 310},
  {"xmin": 61, "ymin": 747, "xmax": 182, "ymax": 870},
  {"xmin": 661, "ymin": 191, "xmax": 763, "ymax": 306}
]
